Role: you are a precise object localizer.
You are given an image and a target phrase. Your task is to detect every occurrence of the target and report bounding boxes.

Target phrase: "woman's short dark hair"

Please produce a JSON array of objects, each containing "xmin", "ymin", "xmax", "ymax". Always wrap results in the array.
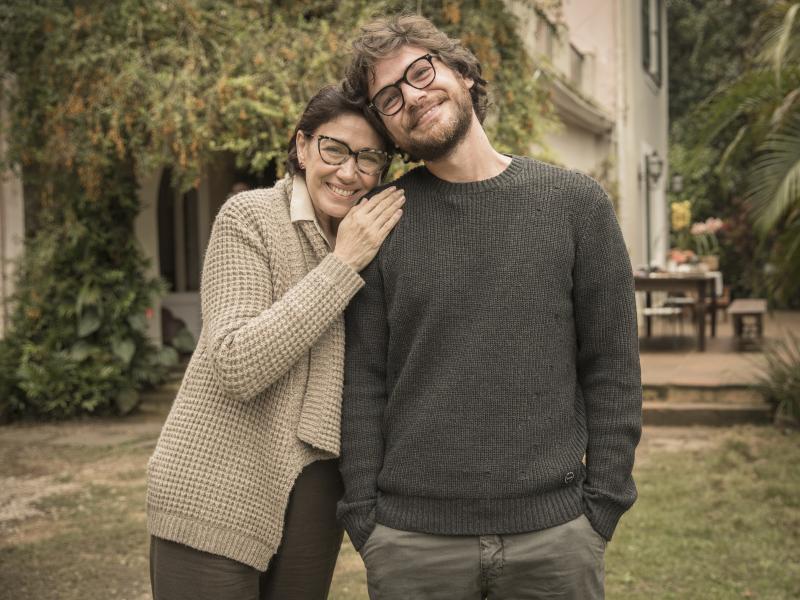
[{"xmin": 286, "ymin": 83, "xmax": 391, "ymax": 176}]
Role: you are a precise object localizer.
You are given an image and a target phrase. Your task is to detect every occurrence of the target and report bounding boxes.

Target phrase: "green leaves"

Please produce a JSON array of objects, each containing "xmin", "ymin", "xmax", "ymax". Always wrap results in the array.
[
  {"xmin": 77, "ymin": 310, "xmax": 101, "ymax": 338},
  {"xmin": 748, "ymin": 115, "xmax": 800, "ymax": 233},
  {"xmin": 0, "ymin": 0, "xmax": 555, "ymax": 193},
  {"xmin": 768, "ymin": 3, "xmax": 800, "ymax": 87},
  {"xmin": 68, "ymin": 341, "xmax": 92, "ymax": 362},
  {"xmin": 111, "ymin": 338, "xmax": 136, "ymax": 365},
  {"xmin": 673, "ymin": 1, "xmax": 800, "ymax": 306},
  {"xmin": 0, "ymin": 165, "xmax": 167, "ymax": 420},
  {"xmin": 756, "ymin": 331, "xmax": 800, "ymax": 425}
]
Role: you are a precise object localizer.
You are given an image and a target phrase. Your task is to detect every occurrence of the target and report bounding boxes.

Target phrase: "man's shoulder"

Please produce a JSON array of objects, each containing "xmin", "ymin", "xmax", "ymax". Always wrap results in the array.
[
  {"xmin": 385, "ymin": 165, "xmax": 428, "ymax": 191},
  {"xmin": 517, "ymin": 156, "xmax": 604, "ymax": 193},
  {"xmin": 517, "ymin": 156, "xmax": 610, "ymax": 215},
  {"xmin": 361, "ymin": 166, "xmax": 426, "ymax": 202}
]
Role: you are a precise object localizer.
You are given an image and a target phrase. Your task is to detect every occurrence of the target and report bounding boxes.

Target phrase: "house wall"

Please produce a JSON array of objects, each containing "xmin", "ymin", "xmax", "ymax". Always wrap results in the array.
[
  {"xmin": 615, "ymin": 0, "xmax": 670, "ymax": 269},
  {"xmin": 561, "ymin": 0, "xmax": 618, "ymax": 113},
  {"xmin": 134, "ymin": 168, "xmax": 163, "ymax": 345},
  {"xmin": 546, "ymin": 122, "xmax": 612, "ymax": 174},
  {"xmin": 507, "ymin": 0, "xmax": 670, "ymax": 270}
]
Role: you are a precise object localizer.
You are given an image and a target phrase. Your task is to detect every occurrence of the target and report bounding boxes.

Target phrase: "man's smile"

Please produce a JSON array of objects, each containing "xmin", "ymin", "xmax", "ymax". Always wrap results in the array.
[{"xmin": 409, "ymin": 97, "xmax": 446, "ymax": 129}]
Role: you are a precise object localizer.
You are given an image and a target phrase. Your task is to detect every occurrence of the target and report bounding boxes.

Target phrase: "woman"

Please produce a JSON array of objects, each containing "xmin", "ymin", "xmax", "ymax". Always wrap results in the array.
[{"xmin": 147, "ymin": 84, "xmax": 404, "ymax": 600}]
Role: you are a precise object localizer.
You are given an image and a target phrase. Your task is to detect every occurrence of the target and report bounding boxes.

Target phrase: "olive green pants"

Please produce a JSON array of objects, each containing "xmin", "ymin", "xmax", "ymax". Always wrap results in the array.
[
  {"xmin": 150, "ymin": 459, "xmax": 344, "ymax": 600},
  {"xmin": 360, "ymin": 515, "xmax": 606, "ymax": 600}
]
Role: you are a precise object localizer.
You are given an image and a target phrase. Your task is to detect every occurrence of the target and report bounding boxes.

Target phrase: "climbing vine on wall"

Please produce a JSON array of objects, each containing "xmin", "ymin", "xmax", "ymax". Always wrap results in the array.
[{"xmin": 0, "ymin": 0, "xmax": 559, "ymax": 420}]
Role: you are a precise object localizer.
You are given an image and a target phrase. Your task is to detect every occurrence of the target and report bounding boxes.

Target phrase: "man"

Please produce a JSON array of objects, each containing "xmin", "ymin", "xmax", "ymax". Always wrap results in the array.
[{"xmin": 338, "ymin": 14, "xmax": 642, "ymax": 600}]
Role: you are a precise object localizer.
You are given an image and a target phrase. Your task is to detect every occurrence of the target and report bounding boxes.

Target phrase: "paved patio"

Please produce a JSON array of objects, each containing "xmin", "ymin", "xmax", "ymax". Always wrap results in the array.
[
  {"xmin": 639, "ymin": 309, "xmax": 800, "ymax": 387},
  {"xmin": 637, "ymin": 309, "xmax": 800, "ymax": 425}
]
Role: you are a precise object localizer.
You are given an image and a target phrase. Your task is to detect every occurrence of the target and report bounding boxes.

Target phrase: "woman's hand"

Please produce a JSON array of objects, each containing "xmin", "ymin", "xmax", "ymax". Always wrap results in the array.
[{"xmin": 333, "ymin": 187, "xmax": 405, "ymax": 272}]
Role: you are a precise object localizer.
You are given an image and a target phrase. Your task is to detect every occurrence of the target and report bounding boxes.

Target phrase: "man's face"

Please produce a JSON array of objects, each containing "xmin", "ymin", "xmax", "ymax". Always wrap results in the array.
[{"xmin": 368, "ymin": 45, "xmax": 475, "ymax": 161}]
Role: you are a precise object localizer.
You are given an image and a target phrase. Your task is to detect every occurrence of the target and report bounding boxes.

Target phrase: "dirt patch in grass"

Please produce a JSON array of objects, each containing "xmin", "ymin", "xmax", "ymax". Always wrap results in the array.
[{"xmin": 0, "ymin": 414, "xmax": 159, "ymax": 600}]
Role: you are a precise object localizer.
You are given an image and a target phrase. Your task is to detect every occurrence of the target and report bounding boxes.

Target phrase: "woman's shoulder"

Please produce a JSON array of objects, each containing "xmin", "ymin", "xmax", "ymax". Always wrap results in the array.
[{"xmin": 217, "ymin": 177, "xmax": 292, "ymax": 226}]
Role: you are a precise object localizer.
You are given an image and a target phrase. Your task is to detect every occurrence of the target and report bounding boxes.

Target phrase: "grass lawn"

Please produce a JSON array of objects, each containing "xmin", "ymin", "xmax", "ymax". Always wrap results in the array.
[{"xmin": 1, "ymin": 421, "xmax": 798, "ymax": 599}]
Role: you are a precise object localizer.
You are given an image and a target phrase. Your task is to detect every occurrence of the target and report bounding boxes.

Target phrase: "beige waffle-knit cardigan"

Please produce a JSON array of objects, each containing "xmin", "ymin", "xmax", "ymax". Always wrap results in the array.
[{"xmin": 146, "ymin": 175, "xmax": 364, "ymax": 571}]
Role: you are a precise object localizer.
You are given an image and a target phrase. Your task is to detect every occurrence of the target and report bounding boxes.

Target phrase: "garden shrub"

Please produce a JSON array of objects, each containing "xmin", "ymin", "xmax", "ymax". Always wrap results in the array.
[
  {"xmin": 2, "ymin": 168, "xmax": 172, "ymax": 419},
  {"xmin": 0, "ymin": 337, "xmax": 23, "ymax": 423},
  {"xmin": 756, "ymin": 332, "xmax": 800, "ymax": 426}
]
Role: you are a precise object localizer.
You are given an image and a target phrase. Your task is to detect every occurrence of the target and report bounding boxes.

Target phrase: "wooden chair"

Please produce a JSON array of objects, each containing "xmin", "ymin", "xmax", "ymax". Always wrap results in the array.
[
  {"xmin": 706, "ymin": 285, "xmax": 731, "ymax": 322},
  {"xmin": 641, "ymin": 305, "xmax": 685, "ymax": 337}
]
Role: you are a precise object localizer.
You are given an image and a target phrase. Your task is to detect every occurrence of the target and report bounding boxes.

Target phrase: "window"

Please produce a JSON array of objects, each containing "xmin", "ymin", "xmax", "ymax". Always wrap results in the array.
[
  {"xmin": 536, "ymin": 16, "xmax": 557, "ymax": 59},
  {"xmin": 641, "ymin": 0, "xmax": 662, "ymax": 86},
  {"xmin": 157, "ymin": 168, "xmax": 201, "ymax": 293}
]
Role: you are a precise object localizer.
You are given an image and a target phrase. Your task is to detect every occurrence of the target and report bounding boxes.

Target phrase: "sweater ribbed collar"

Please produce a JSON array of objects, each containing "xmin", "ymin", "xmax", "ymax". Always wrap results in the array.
[{"xmin": 417, "ymin": 155, "xmax": 526, "ymax": 195}]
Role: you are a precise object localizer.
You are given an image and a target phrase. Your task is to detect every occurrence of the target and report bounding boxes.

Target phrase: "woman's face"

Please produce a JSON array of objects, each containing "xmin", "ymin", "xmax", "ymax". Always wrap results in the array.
[{"xmin": 296, "ymin": 113, "xmax": 385, "ymax": 220}]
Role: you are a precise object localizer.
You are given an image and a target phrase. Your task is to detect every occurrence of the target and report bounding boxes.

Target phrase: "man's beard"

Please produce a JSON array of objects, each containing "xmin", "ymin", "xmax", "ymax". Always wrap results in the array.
[{"xmin": 402, "ymin": 86, "xmax": 473, "ymax": 162}]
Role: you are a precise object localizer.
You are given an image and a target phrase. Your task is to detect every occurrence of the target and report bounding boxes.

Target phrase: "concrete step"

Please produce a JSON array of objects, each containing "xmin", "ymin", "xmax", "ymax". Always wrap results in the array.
[
  {"xmin": 643, "ymin": 384, "xmax": 763, "ymax": 405},
  {"xmin": 642, "ymin": 382, "xmax": 774, "ymax": 426},
  {"xmin": 138, "ymin": 365, "xmax": 774, "ymax": 426},
  {"xmin": 643, "ymin": 401, "xmax": 773, "ymax": 426}
]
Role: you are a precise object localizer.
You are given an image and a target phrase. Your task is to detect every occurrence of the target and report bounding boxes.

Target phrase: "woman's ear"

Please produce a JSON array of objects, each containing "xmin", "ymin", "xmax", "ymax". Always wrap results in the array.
[{"xmin": 296, "ymin": 131, "xmax": 308, "ymax": 168}]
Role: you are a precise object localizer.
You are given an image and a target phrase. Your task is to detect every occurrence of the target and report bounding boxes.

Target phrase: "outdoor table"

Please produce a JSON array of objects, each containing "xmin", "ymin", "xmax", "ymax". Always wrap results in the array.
[{"xmin": 634, "ymin": 271, "xmax": 720, "ymax": 351}]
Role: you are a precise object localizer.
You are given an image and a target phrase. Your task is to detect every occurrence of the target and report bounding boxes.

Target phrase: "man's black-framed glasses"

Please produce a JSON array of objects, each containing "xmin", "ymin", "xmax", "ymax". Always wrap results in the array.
[
  {"xmin": 309, "ymin": 134, "xmax": 389, "ymax": 175},
  {"xmin": 370, "ymin": 54, "xmax": 437, "ymax": 116}
]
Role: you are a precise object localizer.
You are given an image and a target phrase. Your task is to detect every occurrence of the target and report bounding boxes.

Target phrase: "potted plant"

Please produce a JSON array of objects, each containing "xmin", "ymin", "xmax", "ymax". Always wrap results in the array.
[
  {"xmin": 668, "ymin": 201, "xmax": 699, "ymax": 270},
  {"xmin": 690, "ymin": 217, "xmax": 724, "ymax": 270}
]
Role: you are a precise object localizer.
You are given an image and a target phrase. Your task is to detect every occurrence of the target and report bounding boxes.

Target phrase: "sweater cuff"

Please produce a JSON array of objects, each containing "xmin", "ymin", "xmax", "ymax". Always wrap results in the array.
[
  {"xmin": 337, "ymin": 499, "xmax": 376, "ymax": 552},
  {"xmin": 582, "ymin": 488, "xmax": 628, "ymax": 541},
  {"xmin": 315, "ymin": 253, "xmax": 364, "ymax": 304}
]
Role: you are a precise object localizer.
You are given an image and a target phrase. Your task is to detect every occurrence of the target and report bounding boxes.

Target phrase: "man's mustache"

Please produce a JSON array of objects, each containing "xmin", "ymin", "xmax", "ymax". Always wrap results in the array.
[{"xmin": 407, "ymin": 93, "xmax": 446, "ymax": 128}]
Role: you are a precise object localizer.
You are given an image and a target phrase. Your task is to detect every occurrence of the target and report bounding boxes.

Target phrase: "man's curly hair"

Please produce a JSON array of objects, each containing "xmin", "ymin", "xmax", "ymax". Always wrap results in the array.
[{"xmin": 344, "ymin": 14, "xmax": 489, "ymax": 124}]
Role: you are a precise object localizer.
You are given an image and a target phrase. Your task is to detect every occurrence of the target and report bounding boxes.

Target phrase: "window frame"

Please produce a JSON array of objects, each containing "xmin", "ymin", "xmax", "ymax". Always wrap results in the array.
[{"xmin": 641, "ymin": 0, "xmax": 663, "ymax": 87}]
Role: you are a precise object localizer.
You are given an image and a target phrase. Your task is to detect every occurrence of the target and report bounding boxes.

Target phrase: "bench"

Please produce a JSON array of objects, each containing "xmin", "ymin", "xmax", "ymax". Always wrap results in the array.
[{"xmin": 728, "ymin": 299, "xmax": 767, "ymax": 346}]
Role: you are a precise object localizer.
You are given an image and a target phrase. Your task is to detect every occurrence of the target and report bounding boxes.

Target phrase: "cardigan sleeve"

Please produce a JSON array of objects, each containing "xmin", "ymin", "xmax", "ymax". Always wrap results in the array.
[
  {"xmin": 572, "ymin": 179, "xmax": 642, "ymax": 541},
  {"xmin": 200, "ymin": 200, "xmax": 364, "ymax": 403}
]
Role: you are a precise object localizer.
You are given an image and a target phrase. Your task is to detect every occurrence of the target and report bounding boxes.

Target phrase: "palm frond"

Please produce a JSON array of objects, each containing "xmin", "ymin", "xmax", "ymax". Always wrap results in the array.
[
  {"xmin": 769, "ymin": 2, "xmax": 800, "ymax": 86},
  {"xmin": 771, "ymin": 87, "xmax": 800, "ymax": 128},
  {"xmin": 687, "ymin": 69, "xmax": 779, "ymax": 147},
  {"xmin": 747, "ymin": 115, "xmax": 800, "ymax": 232},
  {"xmin": 718, "ymin": 125, "xmax": 749, "ymax": 174}
]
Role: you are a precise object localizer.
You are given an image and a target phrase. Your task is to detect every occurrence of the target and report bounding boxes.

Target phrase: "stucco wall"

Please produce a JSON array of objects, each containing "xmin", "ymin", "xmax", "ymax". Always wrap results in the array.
[
  {"xmin": 135, "ymin": 168, "xmax": 163, "ymax": 345},
  {"xmin": 545, "ymin": 122, "xmax": 611, "ymax": 175},
  {"xmin": 561, "ymin": 0, "xmax": 618, "ymax": 113},
  {"xmin": 615, "ymin": 0, "xmax": 669, "ymax": 269}
]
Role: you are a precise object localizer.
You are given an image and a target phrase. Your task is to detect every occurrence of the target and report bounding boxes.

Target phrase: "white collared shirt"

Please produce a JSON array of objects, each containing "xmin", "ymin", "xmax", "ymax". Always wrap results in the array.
[{"xmin": 289, "ymin": 174, "xmax": 333, "ymax": 249}]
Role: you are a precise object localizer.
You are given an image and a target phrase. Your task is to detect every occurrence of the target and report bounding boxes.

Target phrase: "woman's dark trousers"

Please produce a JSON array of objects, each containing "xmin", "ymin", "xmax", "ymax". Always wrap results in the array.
[{"xmin": 150, "ymin": 459, "xmax": 344, "ymax": 600}]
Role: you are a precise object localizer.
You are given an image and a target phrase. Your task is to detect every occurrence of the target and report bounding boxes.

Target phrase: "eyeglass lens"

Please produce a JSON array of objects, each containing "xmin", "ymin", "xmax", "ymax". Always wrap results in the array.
[
  {"xmin": 373, "ymin": 55, "xmax": 436, "ymax": 115},
  {"xmin": 318, "ymin": 137, "xmax": 387, "ymax": 174}
]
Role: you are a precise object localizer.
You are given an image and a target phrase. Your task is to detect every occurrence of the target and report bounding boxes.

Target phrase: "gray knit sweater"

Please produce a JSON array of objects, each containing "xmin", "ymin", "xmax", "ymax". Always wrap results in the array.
[
  {"xmin": 147, "ymin": 177, "xmax": 364, "ymax": 570},
  {"xmin": 338, "ymin": 156, "xmax": 642, "ymax": 551}
]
